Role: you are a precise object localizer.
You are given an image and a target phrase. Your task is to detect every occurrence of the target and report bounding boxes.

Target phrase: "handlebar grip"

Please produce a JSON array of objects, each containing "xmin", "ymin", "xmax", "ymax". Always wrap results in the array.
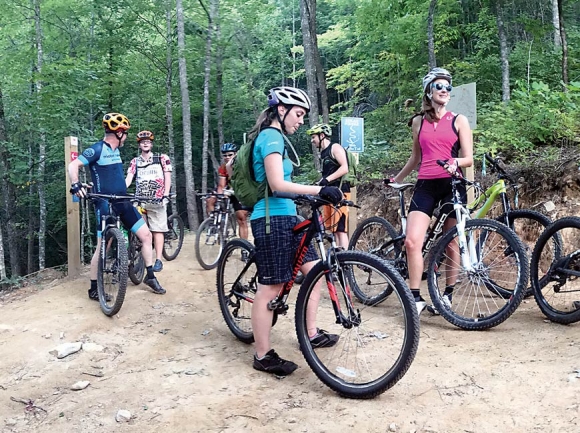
[
  {"xmin": 436, "ymin": 159, "xmax": 448, "ymax": 168},
  {"xmin": 484, "ymin": 153, "xmax": 496, "ymax": 164},
  {"xmin": 272, "ymin": 191, "xmax": 299, "ymax": 200}
]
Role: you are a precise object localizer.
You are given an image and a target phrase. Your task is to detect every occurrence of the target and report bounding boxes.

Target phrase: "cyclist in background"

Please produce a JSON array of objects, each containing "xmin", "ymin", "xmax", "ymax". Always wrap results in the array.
[
  {"xmin": 68, "ymin": 113, "xmax": 166, "ymax": 298},
  {"xmin": 307, "ymin": 123, "xmax": 350, "ymax": 249},
  {"xmin": 247, "ymin": 87, "xmax": 343, "ymax": 376},
  {"xmin": 206, "ymin": 143, "xmax": 250, "ymax": 240},
  {"xmin": 389, "ymin": 67, "xmax": 473, "ymax": 315},
  {"xmin": 125, "ymin": 130, "xmax": 172, "ymax": 272}
]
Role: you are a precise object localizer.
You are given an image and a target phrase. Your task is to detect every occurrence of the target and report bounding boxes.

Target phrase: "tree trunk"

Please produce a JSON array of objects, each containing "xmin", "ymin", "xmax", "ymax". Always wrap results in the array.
[
  {"xmin": 0, "ymin": 87, "xmax": 23, "ymax": 277},
  {"xmin": 427, "ymin": 0, "xmax": 437, "ymax": 69},
  {"xmin": 33, "ymin": 0, "xmax": 46, "ymax": 270},
  {"xmin": 300, "ymin": 0, "xmax": 320, "ymax": 125},
  {"xmin": 495, "ymin": 0, "xmax": 510, "ymax": 101},
  {"xmin": 165, "ymin": 1, "xmax": 177, "ymax": 212},
  {"xmin": 215, "ymin": 15, "xmax": 224, "ymax": 147},
  {"xmin": 557, "ymin": 0, "xmax": 568, "ymax": 88},
  {"xmin": 201, "ymin": 0, "xmax": 218, "ymax": 195},
  {"xmin": 0, "ymin": 224, "xmax": 5, "ymax": 280},
  {"xmin": 552, "ymin": 0, "xmax": 561, "ymax": 47},
  {"xmin": 176, "ymin": 0, "xmax": 199, "ymax": 230},
  {"xmin": 307, "ymin": 0, "xmax": 329, "ymax": 123}
]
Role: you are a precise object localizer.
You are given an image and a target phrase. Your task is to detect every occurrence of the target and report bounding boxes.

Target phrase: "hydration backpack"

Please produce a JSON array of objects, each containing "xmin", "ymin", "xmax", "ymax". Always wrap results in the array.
[{"xmin": 230, "ymin": 136, "xmax": 269, "ymax": 209}]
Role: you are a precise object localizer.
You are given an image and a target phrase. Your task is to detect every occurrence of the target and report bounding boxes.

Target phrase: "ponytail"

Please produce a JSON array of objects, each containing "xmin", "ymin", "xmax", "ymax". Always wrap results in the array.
[{"xmin": 248, "ymin": 107, "xmax": 277, "ymax": 141}]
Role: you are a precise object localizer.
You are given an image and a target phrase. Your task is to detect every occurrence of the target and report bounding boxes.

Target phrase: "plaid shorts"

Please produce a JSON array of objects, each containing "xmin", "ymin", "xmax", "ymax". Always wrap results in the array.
[{"xmin": 251, "ymin": 215, "xmax": 319, "ymax": 285}]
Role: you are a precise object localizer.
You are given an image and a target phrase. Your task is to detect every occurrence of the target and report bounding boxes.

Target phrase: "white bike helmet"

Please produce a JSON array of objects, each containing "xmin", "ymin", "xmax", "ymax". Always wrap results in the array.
[
  {"xmin": 422, "ymin": 67, "xmax": 452, "ymax": 93},
  {"xmin": 267, "ymin": 87, "xmax": 311, "ymax": 112}
]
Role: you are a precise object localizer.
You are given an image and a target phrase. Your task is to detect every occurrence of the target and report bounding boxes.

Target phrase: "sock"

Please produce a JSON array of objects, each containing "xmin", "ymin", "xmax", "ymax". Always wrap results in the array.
[
  {"xmin": 444, "ymin": 285, "xmax": 455, "ymax": 295},
  {"xmin": 90, "ymin": 280, "xmax": 97, "ymax": 291},
  {"xmin": 146, "ymin": 266, "xmax": 155, "ymax": 279},
  {"xmin": 411, "ymin": 289, "xmax": 421, "ymax": 301}
]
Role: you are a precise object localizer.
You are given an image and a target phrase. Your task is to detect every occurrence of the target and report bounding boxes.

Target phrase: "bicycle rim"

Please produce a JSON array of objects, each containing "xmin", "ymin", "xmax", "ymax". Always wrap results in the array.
[
  {"xmin": 162, "ymin": 214, "xmax": 185, "ymax": 261},
  {"xmin": 295, "ymin": 251, "xmax": 419, "ymax": 399},
  {"xmin": 531, "ymin": 217, "xmax": 580, "ymax": 324},
  {"xmin": 195, "ymin": 218, "xmax": 223, "ymax": 270},
  {"xmin": 128, "ymin": 233, "xmax": 145, "ymax": 285},
  {"xmin": 98, "ymin": 228, "xmax": 128, "ymax": 316},
  {"xmin": 348, "ymin": 217, "xmax": 401, "ymax": 305},
  {"xmin": 497, "ymin": 209, "xmax": 555, "ymax": 298},
  {"xmin": 427, "ymin": 219, "xmax": 528, "ymax": 330},
  {"xmin": 216, "ymin": 239, "xmax": 257, "ymax": 343}
]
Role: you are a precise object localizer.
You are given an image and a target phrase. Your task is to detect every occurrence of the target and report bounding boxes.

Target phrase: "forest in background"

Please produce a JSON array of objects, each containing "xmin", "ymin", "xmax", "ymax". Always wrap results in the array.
[{"xmin": 0, "ymin": 0, "xmax": 579, "ymax": 281}]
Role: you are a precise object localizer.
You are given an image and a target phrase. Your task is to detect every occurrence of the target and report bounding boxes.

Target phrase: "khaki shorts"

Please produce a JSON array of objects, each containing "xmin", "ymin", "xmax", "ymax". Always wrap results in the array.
[
  {"xmin": 322, "ymin": 192, "xmax": 350, "ymax": 233},
  {"xmin": 143, "ymin": 203, "xmax": 168, "ymax": 232}
]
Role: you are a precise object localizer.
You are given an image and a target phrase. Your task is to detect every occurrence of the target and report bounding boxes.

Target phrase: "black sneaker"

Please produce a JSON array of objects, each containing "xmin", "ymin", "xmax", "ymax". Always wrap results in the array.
[
  {"xmin": 253, "ymin": 349, "xmax": 298, "ymax": 376},
  {"xmin": 309, "ymin": 328, "xmax": 339, "ymax": 348},
  {"xmin": 88, "ymin": 288, "xmax": 112, "ymax": 302},
  {"xmin": 152, "ymin": 259, "xmax": 163, "ymax": 272},
  {"xmin": 144, "ymin": 277, "xmax": 166, "ymax": 295}
]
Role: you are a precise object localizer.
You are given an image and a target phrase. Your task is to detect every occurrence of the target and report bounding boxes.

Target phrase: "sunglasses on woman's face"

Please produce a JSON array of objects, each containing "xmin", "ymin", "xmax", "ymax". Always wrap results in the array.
[
  {"xmin": 431, "ymin": 82, "xmax": 453, "ymax": 92},
  {"xmin": 223, "ymin": 153, "xmax": 235, "ymax": 158}
]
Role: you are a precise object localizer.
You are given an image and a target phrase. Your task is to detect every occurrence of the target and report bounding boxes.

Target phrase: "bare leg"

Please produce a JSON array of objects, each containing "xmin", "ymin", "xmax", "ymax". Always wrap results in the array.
[
  {"xmin": 405, "ymin": 211, "xmax": 432, "ymax": 291},
  {"xmin": 236, "ymin": 210, "xmax": 249, "ymax": 240},
  {"xmin": 135, "ymin": 224, "xmax": 154, "ymax": 267},
  {"xmin": 252, "ymin": 283, "xmax": 282, "ymax": 358},
  {"xmin": 152, "ymin": 232, "xmax": 164, "ymax": 261}
]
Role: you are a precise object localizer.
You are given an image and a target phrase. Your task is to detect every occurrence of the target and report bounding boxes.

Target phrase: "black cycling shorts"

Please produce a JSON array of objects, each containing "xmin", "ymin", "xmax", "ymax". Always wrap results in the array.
[
  {"xmin": 408, "ymin": 178, "xmax": 466, "ymax": 219},
  {"xmin": 94, "ymin": 199, "xmax": 143, "ymax": 237}
]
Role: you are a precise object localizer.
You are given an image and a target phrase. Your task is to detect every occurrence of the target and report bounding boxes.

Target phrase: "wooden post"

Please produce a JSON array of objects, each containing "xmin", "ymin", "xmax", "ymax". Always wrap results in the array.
[
  {"xmin": 65, "ymin": 136, "xmax": 82, "ymax": 276},
  {"xmin": 465, "ymin": 165, "xmax": 475, "ymax": 204}
]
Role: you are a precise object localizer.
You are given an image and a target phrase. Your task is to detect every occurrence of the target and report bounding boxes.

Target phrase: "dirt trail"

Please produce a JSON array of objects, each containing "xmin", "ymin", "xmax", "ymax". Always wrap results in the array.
[{"xmin": 1, "ymin": 234, "xmax": 580, "ymax": 433}]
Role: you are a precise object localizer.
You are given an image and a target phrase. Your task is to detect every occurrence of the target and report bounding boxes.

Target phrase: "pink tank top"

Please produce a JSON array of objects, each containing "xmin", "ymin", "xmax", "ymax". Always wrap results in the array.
[{"xmin": 417, "ymin": 112, "xmax": 460, "ymax": 180}]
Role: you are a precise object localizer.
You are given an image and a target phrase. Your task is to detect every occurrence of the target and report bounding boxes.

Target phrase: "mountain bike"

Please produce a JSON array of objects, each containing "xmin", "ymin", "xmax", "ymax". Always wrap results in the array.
[
  {"xmin": 127, "ymin": 195, "xmax": 184, "ymax": 285},
  {"xmin": 349, "ymin": 161, "xmax": 529, "ymax": 330},
  {"xmin": 530, "ymin": 216, "xmax": 580, "ymax": 324},
  {"xmin": 195, "ymin": 192, "xmax": 237, "ymax": 270},
  {"xmin": 216, "ymin": 192, "xmax": 419, "ymax": 399},
  {"xmin": 86, "ymin": 193, "xmax": 132, "ymax": 316},
  {"xmin": 351, "ymin": 153, "xmax": 553, "ymax": 299}
]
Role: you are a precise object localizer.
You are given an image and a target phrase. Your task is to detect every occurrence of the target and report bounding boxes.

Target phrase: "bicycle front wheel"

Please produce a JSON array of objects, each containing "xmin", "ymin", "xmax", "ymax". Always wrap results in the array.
[
  {"xmin": 427, "ymin": 219, "xmax": 528, "ymax": 330},
  {"xmin": 531, "ymin": 216, "xmax": 580, "ymax": 324},
  {"xmin": 348, "ymin": 216, "xmax": 402, "ymax": 305},
  {"xmin": 497, "ymin": 209, "xmax": 557, "ymax": 297},
  {"xmin": 128, "ymin": 232, "xmax": 145, "ymax": 285},
  {"xmin": 216, "ymin": 239, "xmax": 257, "ymax": 343},
  {"xmin": 295, "ymin": 251, "xmax": 419, "ymax": 399},
  {"xmin": 162, "ymin": 214, "xmax": 185, "ymax": 261},
  {"xmin": 195, "ymin": 217, "xmax": 223, "ymax": 270},
  {"xmin": 98, "ymin": 227, "xmax": 128, "ymax": 316}
]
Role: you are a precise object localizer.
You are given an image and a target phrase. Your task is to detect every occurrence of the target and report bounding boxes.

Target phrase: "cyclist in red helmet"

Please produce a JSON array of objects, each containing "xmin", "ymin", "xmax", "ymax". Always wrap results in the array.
[
  {"xmin": 68, "ymin": 113, "xmax": 166, "ymax": 300},
  {"xmin": 126, "ymin": 130, "xmax": 173, "ymax": 272}
]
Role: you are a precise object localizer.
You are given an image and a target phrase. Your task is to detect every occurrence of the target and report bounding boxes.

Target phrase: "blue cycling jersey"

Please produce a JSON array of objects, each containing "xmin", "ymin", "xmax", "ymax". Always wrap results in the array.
[{"xmin": 78, "ymin": 140, "xmax": 127, "ymax": 195}]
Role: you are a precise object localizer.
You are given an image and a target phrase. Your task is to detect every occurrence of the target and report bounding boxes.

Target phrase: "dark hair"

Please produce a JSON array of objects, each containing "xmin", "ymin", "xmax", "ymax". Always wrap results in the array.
[
  {"xmin": 247, "ymin": 107, "xmax": 278, "ymax": 141},
  {"xmin": 407, "ymin": 93, "xmax": 440, "ymax": 126}
]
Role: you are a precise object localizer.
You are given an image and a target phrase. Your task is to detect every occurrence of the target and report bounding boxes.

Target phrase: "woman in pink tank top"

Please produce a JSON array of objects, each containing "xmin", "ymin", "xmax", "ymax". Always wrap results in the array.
[{"xmin": 390, "ymin": 67, "xmax": 473, "ymax": 316}]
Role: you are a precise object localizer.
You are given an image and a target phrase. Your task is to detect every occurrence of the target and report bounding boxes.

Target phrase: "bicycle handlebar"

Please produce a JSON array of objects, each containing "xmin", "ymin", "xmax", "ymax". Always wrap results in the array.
[
  {"xmin": 272, "ymin": 191, "xmax": 360, "ymax": 209},
  {"xmin": 86, "ymin": 193, "xmax": 167, "ymax": 204}
]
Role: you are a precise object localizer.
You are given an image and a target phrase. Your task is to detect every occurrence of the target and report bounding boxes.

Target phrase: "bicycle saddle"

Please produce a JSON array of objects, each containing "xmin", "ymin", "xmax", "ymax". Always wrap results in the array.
[{"xmin": 388, "ymin": 182, "xmax": 415, "ymax": 192}]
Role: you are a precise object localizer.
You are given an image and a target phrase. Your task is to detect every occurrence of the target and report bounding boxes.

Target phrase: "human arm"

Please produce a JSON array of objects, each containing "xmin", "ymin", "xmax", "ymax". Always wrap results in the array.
[
  {"xmin": 68, "ymin": 158, "xmax": 88, "ymax": 197},
  {"xmin": 161, "ymin": 155, "xmax": 172, "ymax": 197},
  {"xmin": 264, "ymin": 153, "xmax": 322, "ymax": 195},
  {"xmin": 391, "ymin": 116, "xmax": 422, "ymax": 183},
  {"xmin": 454, "ymin": 114, "xmax": 473, "ymax": 169},
  {"xmin": 216, "ymin": 175, "xmax": 227, "ymax": 194}
]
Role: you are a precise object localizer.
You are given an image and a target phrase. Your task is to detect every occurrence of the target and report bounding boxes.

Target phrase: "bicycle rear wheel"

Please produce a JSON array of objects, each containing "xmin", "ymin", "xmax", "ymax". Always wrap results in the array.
[
  {"xmin": 216, "ymin": 239, "xmax": 257, "ymax": 343},
  {"xmin": 195, "ymin": 217, "xmax": 223, "ymax": 270},
  {"xmin": 295, "ymin": 250, "xmax": 419, "ymax": 399},
  {"xmin": 496, "ymin": 209, "xmax": 557, "ymax": 298},
  {"xmin": 427, "ymin": 219, "xmax": 528, "ymax": 330},
  {"xmin": 347, "ymin": 216, "xmax": 402, "ymax": 305},
  {"xmin": 128, "ymin": 232, "xmax": 145, "ymax": 285},
  {"xmin": 162, "ymin": 214, "xmax": 185, "ymax": 261},
  {"xmin": 98, "ymin": 228, "xmax": 128, "ymax": 316},
  {"xmin": 531, "ymin": 216, "xmax": 580, "ymax": 324}
]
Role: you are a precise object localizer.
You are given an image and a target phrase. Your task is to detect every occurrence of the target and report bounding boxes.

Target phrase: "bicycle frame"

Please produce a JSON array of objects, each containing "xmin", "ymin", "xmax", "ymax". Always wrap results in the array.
[{"xmin": 231, "ymin": 196, "xmax": 358, "ymax": 327}]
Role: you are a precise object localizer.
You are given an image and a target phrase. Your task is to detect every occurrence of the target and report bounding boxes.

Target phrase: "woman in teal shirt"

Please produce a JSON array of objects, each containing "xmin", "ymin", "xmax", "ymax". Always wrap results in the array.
[{"xmin": 248, "ymin": 86, "xmax": 343, "ymax": 376}]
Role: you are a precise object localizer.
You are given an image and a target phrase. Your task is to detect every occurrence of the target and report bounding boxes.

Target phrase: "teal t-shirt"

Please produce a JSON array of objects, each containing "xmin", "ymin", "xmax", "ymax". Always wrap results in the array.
[{"xmin": 250, "ymin": 128, "xmax": 297, "ymax": 220}]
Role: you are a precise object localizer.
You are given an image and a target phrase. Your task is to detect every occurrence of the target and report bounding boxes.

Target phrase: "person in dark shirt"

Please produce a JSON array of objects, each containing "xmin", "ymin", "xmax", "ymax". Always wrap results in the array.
[{"xmin": 68, "ymin": 113, "xmax": 166, "ymax": 300}]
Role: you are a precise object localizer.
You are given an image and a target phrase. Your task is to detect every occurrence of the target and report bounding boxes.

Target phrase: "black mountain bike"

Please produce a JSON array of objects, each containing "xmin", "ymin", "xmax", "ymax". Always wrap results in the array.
[{"xmin": 216, "ymin": 192, "xmax": 419, "ymax": 399}]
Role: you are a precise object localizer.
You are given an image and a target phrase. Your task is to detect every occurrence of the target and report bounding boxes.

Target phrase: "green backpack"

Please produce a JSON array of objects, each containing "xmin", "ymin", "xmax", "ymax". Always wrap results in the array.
[
  {"xmin": 230, "ymin": 138, "xmax": 268, "ymax": 209},
  {"xmin": 329, "ymin": 144, "xmax": 359, "ymax": 187}
]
